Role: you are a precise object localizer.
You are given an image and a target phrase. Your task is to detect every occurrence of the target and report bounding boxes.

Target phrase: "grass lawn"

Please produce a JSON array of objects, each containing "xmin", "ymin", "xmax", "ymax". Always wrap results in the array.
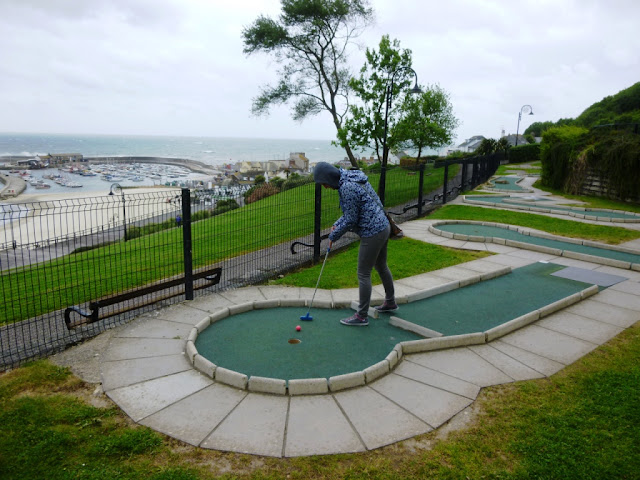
[
  {"xmin": 1, "ymin": 323, "xmax": 637, "ymax": 479},
  {"xmin": 268, "ymin": 237, "xmax": 489, "ymax": 289},
  {"xmin": 429, "ymin": 204, "xmax": 640, "ymax": 244},
  {"xmin": 1, "ymin": 200, "xmax": 639, "ymax": 479}
]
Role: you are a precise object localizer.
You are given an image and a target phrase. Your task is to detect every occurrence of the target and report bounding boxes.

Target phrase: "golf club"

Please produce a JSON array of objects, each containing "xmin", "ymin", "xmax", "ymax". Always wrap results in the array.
[{"xmin": 300, "ymin": 241, "xmax": 332, "ymax": 321}]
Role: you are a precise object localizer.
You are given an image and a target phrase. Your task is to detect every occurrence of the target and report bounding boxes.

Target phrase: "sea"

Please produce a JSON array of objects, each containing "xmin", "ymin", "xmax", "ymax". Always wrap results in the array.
[{"xmin": 0, "ymin": 132, "xmax": 351, "ymax": 167}]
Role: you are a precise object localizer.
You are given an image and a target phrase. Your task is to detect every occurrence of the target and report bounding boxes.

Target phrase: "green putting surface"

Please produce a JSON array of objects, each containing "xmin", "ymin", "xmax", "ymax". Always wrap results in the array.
[
  {"xmin": 195, "ymin": 307, "xmax": 422, "ymax": 382},
  {"xmin": 489, "ymin": 176, "xmax": 528, "ymax": 191},
  {"xmin": 437, "ymin": 223, "xmax": 640, "ymax": 264},
  {"xmin": 195, "ymin": 263, "xmax": 603, "ymax": 381},
  {"xmin": 391, "ymin": 262, "xmax": 593, "ymax": 336},
  {"xmin": 468, "ymin": 195, "xmax": 640, "ymax": 221}
]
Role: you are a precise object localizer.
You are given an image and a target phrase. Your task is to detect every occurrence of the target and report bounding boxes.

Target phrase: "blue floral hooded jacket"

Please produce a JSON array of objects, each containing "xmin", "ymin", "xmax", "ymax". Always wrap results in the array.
[{"xmin": 329, "ymin": 169, "xmax": 389, "ymax": 242}]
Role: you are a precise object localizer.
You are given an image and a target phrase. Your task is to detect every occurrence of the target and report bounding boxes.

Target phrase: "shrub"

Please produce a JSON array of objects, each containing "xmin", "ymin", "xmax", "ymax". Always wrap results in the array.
[
  {"xmin": 509, "ymin": 143, "xmax": 541, "ymax": 164},
  {"xmin": 246, "ymin": 183, "xmax": 280, "ymax": 203},
  {"xmin": 540, "ymin": 126, "xmax": 588, "ymax": 189}
]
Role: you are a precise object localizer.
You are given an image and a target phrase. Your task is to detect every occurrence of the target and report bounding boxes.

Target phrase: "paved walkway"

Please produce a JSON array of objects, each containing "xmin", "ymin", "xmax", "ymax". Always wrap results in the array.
[{"xmin": 100, "ymin": 220, "xmax": 640, "ymax": 457}]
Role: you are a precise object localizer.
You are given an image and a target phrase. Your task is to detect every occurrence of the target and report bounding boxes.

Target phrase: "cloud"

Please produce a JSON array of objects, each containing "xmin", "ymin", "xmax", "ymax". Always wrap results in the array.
[{"xmin": 0, "ymin": 0, "xmax": 638, "ymax": 145}]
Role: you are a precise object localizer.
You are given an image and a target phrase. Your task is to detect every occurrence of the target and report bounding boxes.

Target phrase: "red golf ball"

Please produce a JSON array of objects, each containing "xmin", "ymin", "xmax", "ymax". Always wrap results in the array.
[{"xmin": 296, "ymin": 325, "xmax": 301, "ymax": 332}]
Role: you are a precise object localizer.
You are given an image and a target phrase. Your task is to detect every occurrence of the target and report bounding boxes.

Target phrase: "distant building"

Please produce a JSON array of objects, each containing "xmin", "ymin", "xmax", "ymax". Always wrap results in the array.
[
  {"xmin": 448, "ymin": 135, "xmax": 486, "ymax": 154},
  {"xmin": 501, "ymin": 134, "xmax": 528, "ymax": 147},
  {"xmin": 38, "ymin": 153, "xmax": 84, "ymax": 165}
]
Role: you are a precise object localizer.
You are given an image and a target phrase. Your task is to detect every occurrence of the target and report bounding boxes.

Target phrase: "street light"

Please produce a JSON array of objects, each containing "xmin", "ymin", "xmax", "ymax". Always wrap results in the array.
[
  {"xmin": 109, "ymin": 183, "xmax": 127, "ymax": 241},
  {"xmin": 515, "ymin": 104, "xmax": 534, "ymax": 146},
  {"xmin": 379, "ymin": 66, "xmax": 422, "ymax": 206}
]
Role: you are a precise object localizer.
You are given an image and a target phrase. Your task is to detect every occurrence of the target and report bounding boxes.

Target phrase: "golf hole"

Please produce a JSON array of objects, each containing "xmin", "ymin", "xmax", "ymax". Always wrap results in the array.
[{"xmin": 288, "ymin": 338, "xmax": 301, "ymax": 344}]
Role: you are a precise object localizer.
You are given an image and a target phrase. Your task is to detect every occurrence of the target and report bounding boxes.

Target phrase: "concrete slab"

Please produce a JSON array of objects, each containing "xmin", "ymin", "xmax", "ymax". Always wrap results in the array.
[
  {"xmin": 258, "ymin": 286, "xmax": 303, "ymax": 300},
  {"xmin": 201, "ymin": 393, "xmax": 288, "ymax": 457},
  {"xmin": 101, "ymin": 354, "xmax": 191, "ymax": 391},
  {"xmin": 499, "ymin": 325, "xmax": 597, "ymax": 365},
  {"xmin": 536, "ymin": 311, "xmax": 624, "ymax": 344},
  {"xmin": 370, "ymin": 373, "xmax": 473, "ymax": 429},
  {"xmin": 507, "ymin": 249, "xmax": 559, "ymax": 262},
  {"xmin": 220, "ymin": 287, "xmax": 266, "ymax": 304},
  {"xmin": 106, "ymin": 370, "xmax": 212, "ymax": 422},
  {"xmin": 153, "ymin": 304, "xmax": 216, "ymax": 325},
  {"xmin": 591, "ymin": 288, "xmax": 640, "ymax": 312},
  {"xmin": 564, "ymin": 299, "xmax": 640, "ymax": 328},
  {"xmin": 395, "ymin": 273, "xmax": 453, "ymax": 291},
  {"xmin": 140, "ymin": 383, "xmax": 247, "ymax": 446},
  {"xmin": 489, "ymin": 340, "xmax": 565, "ymax": 376},
  {"xmin": 484, "ymin": 255, "xmax": 535, "ymax": 269},
  {"xmin": 595, "ymin": 265, "xmax": 640, "ymax": 282},
  {"xmin": 284, "ymin": 395, "xmax": 365, "ymax": 456},
  {"xmin": 408, "ymin": 348, "xmax": 515, "ymax": 387},
  {"xmin": 187, "ymin": 293, "xmax": 235, "ymax": 312},
  {"xmin": 459, "ymin": 259, "xmax": 509, "ymax": 274},
  {"xmin": 485, "ymin": 244, "xmax": 519, "ymax": 254},
  {"xmin": 551, "ymin": 267, "xmax": 627, "ymax": 287},
  {"xmin": 103, "ymin": 337, "xmax": 184, "ymax": 361},
  {"xmin": 429, "ymin": 266, "xmax": 481, "ymax": 282},
  {"xmin": 330, "ymin": 288, "xmax": 359, "ymax": 305},
  {"xmin": 334, "ymin": 386, "xmax": 432, "ymax": 450},
  {"xmin": 394, "ymin": 360, "xmax": 480, "ymax": 399},
  {"xmin": 467, "ymin": 344, "xmax": 545, "ymax": 381},
  {"xmin": 298, "ymin": 287, "xmax": 333, "ymax": 304},
  {"xmin": 610, "ymin": 280, "xmax": 640, "ymax": 296},
  {"xmin": 115, "ymin": 318, "xmax": 193, "ymax": 340}
]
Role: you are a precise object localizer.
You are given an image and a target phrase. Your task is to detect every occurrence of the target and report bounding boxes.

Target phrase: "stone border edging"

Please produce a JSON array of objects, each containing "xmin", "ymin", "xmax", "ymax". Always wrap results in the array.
[
  {"xmin": 483, "ymin": 176, "xmax": 534, "ymax": 194},
  {"xmin": 429, "ymin": 220, "xmax": 640, "ymax": 272},
  {"xmin": 181, "ymin": 262, "xmax": 600, "ymax": 396},
  {"xmin": 463, "ymin": 195, "xmax": 640, "ymax": 223}
]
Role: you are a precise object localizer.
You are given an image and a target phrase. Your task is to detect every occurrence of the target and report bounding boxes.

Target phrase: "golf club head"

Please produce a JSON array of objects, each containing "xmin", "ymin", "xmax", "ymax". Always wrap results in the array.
[{"xmin": 300, "ymin": 313, "xmax": 313, "ymax": 321}]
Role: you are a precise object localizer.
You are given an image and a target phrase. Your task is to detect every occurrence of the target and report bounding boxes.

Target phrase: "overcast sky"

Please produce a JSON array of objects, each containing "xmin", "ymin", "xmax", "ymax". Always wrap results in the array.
[{"xmin": 1, "ymin": 0, "xmax": 638, "ymax": 147}]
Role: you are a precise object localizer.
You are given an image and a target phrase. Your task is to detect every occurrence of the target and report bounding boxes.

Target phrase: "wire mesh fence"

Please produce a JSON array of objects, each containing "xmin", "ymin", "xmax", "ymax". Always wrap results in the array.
[{"xmin": 0, "ymin": 155, "xmax": 500, "ymax": 370}]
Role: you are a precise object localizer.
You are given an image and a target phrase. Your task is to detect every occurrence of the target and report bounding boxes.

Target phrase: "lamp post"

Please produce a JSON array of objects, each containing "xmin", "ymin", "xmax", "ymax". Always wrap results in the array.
[
  {"xmin": 379, "ymin": 66, "xmax": 422, "ymax": 206},
  {"xmin": 109, "ymin": 183, "xmax": 127, "ymax": 241},
  {"xmin": 515, "ymin": 104, "xmax": 534, "ymax": 146}
]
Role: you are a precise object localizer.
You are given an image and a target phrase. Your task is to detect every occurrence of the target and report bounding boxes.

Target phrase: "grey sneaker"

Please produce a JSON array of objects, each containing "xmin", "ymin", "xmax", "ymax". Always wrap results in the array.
[
  {"xmin": 375, "ymin": 300, "xmax": 398, "ymax": 313},
  {"xmin": 340, "ymin": 313, "xmax": 369, "ymax": 326}
]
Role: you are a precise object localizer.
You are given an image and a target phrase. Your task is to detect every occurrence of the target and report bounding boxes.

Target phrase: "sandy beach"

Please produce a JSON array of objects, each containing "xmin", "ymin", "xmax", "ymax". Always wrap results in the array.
[{"xmin": 1, "ymin": 186, "xmax": 184, "ymax": 249}]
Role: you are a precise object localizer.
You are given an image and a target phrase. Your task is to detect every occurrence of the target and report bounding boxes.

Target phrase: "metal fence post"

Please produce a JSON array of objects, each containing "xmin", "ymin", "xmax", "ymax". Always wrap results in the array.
[
  {"xmin": 314, "ymin": 183, "xmax": 321, "ymax": 263},
  {"xmin": 442, "ymin": 163, "xmax": 449, "ymax": 204},
  {"xmin": 461, "ymin": 161, "xmax": 468, "ymax": 192},
  {"xmin": 181, "ymin": 188, "xmax": 194, "ymax": 300},
  {"xmin": 417, "ymin": 163, "xmax": 425, "ymax": 217},
  {"xmin": 378, "ymin": 166, "xmax": 387, "ymax": 207}
]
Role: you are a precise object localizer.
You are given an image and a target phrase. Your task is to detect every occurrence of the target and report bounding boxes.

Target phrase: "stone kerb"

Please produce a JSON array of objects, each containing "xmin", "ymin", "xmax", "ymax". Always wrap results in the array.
[
  {"xmin": 184, "ymin": 264, "xmax": 603, "ymax": 396},
  {"xmin": 429, "ymin": 220, "xmax": 640, "ymax": 271},
  {"xmin": 463, "ymin": 195, "xmax": 640, "ymax": 223}
]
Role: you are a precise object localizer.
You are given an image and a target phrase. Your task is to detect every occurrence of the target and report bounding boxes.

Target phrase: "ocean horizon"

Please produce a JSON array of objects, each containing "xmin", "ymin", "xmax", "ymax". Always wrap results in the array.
[{"xmin": 0, "ymin": 132, "xmax": 361, "ymax": 168}]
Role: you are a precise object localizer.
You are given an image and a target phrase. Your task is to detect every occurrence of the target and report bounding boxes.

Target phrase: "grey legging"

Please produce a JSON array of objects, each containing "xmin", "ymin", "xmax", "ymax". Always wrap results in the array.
[{"xmin": 357, "ymin": 224, "xmax": 394, "ymax": 317}]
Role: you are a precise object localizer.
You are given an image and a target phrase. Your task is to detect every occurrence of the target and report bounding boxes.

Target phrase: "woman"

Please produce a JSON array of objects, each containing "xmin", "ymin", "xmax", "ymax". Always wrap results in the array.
[{"xmin": 313, "ymin": 162, "xmax": 398, "ymax": 326}]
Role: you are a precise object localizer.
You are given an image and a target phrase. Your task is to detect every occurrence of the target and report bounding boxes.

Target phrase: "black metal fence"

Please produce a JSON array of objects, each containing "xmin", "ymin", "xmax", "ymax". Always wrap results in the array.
[{"xmin": 0, "ymin": 155, "xmax": 500, "ymax": 370}]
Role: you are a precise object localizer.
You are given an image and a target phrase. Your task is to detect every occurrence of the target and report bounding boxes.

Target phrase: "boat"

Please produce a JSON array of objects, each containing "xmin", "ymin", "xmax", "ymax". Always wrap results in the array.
[{"xmin": 65, "ymin": 181, "xmax": 83, "ymax": 188}]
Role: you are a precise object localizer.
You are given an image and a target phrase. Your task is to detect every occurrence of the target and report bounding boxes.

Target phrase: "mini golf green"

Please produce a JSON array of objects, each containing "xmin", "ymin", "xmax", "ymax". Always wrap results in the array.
[
  {"xmin": 466, "ymin": 195, "xmax": 640, "ymax": 221},
  {"xmin": 393, "ymin": 262, "xmax": 593, "ymax": 336},
  {"xmin": 194, "ymin": 263, "xmax": 607, "ymax": 382},
  {"xmin": 195, "ymin": 307, "xmax": 422, "ymax": 381},
  {"xmin": 436, "ymin": 223, "xmax": 640, "ymax": 264}
]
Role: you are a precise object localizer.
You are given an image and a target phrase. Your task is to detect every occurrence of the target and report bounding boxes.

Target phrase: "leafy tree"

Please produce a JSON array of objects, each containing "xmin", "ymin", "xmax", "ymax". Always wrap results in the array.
[
  {"xmin": 497, "ymin": 137, "xmax": 510, "ymax": 155},
  {"xmin": 254, "ymin": 175, "xmax": 266, "ymax": 185},
  {"xmin": 476, "ymin": 138, "xmax": 498, "ymax": 155},
  {"xmin": 394, "ymin": 84, "xmax": 459, "ymax": 162},
  {"xmin": 242, "ymin": 0, "xmax": 374, "ymax": 167},
  {"xmin": 338, "ymin": 35, "xmax": 415, "ymax": 166}
]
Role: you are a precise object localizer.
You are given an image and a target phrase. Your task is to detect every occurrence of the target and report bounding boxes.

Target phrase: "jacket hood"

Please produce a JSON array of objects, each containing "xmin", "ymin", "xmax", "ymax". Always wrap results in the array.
[
  {"xmin": 313, "ymin": 162, "xmax": 341, "ymax": 189},
  {"xmin": 340, "ymin": 169, "xmax": 369, "ymax": 185}
]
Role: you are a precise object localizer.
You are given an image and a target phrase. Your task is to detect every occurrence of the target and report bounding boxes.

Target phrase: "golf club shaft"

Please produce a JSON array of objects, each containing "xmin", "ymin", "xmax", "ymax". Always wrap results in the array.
[{"xmin": 306, "ymin": 242, "xmax": 331, "ymax": 313}]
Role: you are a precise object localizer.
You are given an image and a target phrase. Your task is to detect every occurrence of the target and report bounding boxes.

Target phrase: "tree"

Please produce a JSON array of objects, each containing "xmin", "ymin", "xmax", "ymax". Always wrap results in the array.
[
  {"xmin": 242, "ymin": 0, "xmax": 374, "ymax": 167},
  {"xmin": 338, "ymin": 35, "xmax": 415, "ymax": 165},
  {"xmin": 476, "ymin": 138, "xmax": 498, "ymax": 155},
  {"xmin": 394, "ymin": 84, "xmax": 458, "ymax": 162}
]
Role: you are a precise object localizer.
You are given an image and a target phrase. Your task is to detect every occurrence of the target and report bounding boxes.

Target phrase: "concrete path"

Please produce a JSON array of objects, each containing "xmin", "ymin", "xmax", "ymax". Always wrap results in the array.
[{"xmin": 100, "ymin": 217, "xmax": 640, "ymax": 457}]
